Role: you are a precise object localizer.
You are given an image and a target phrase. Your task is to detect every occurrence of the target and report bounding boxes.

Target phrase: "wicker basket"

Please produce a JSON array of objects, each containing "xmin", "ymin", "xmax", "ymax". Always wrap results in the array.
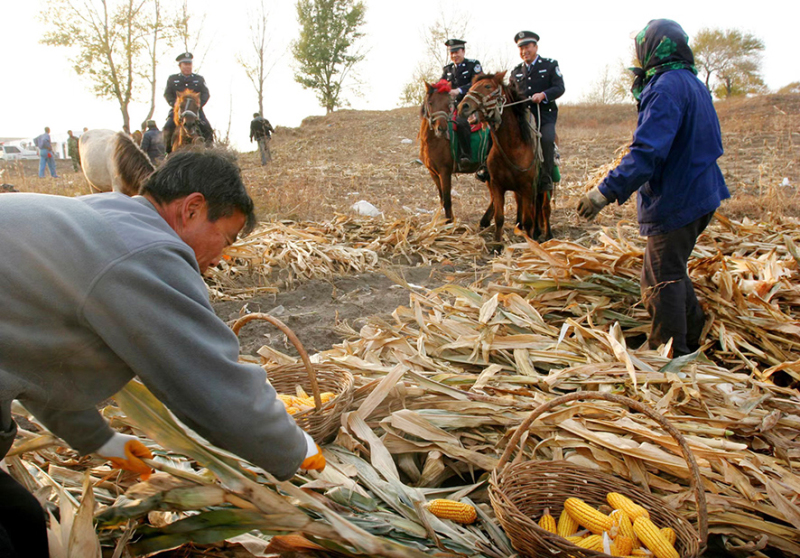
[
  {"xmin": 231, "ymin": 313, "xmax": 354, "ymax": 444},
  {"xmin": 490, "ymin": 392, "xmax": 708, "ymax": 558}
]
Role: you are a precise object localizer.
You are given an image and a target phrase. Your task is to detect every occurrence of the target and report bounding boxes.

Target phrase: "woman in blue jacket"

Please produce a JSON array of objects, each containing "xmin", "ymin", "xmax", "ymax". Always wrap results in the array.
[{"xmin": 577, "ymin": 19, "xmax": 730, "ymax": 356}]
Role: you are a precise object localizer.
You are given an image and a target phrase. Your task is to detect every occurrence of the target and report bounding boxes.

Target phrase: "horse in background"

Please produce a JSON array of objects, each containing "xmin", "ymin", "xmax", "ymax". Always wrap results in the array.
[
  {"xmin": 78, "ymin": 129, "xmax": 155, "ymax": 196},
  {"xmin": 458, "ymin": 71, "xmax": 543, "ymax": 244},
  {"xmin": 170, "ymin": 89, "xmax": 206, "ymax": 152},
  {"xmin": 419, "ymin": 80, "xmax": 484, "ymax": 223}
]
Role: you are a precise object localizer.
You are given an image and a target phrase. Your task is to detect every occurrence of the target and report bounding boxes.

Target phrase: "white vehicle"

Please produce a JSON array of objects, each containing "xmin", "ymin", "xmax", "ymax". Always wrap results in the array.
[{"xmin": 0, "ymin": 144, "xmax": 39, "ymax": 161}]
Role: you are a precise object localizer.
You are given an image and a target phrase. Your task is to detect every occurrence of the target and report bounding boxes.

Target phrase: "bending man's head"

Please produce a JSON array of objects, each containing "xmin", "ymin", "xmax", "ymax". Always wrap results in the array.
[{"xmin": 140, "ymin": 149, "xmax": 256, "ymax": 272}]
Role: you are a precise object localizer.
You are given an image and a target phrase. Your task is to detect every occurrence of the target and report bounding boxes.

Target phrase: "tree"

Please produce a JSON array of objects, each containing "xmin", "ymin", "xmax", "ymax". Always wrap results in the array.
[
  {"xmin": 692, "ymin": 28, "xmax": 765, "ymax": 98},
  {"xmin": 582, "ymin": 63, "xmax": 632, "ymax": 105},
  {"xmin": 292, "ymin": 0, "xmax": 367, "ymax": 114},
  {"xmin": 42, "ymin": 0, "xmax": 149, "ymax": 134},
  {"xmin": 139, "ymin": 0, "xmax": 169, "ymax": 123},
  {"xmin": 399, "ymin": 11, "xmax": 470, "ymax": 107},
  {"xmin": 172, "ymin": 0, "xmax": 212, "ymax": 71},
  {"xmin": 237, "ymin": 0, "xmax": 280, "ymax": 116}
]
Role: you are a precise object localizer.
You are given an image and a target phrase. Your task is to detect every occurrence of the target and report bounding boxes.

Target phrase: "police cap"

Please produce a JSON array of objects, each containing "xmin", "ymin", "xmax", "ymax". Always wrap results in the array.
[
  {"xmin": 444, "ymin": 39, "xmax": 466, "ymax": 52},
  {"xmin": 176, "ymin": 52, "xmax": 193, "ymax": 63},
  {"xmin": 514, "ymin": 31, "xmax": 539, "ymax": 46}
]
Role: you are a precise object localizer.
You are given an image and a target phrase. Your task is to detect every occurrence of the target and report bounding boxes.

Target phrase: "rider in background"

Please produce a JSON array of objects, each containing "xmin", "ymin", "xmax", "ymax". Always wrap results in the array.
[
  {"xmin": 163, "ymin": 52, "xmax": 213, "ymax": 154},
  {"xmin": 440, "ymin": 39, "xmax": 482, "ymax": 166},
  {"xmin": 510, "ymin": 31, "xmax": 564, "ymax": 196}
]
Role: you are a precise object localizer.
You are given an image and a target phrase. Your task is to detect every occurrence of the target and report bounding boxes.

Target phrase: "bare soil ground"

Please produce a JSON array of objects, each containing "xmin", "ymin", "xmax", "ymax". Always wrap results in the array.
[{"xmin": 4, "ymin": 94, "xmax": 799, "ymax": 359}]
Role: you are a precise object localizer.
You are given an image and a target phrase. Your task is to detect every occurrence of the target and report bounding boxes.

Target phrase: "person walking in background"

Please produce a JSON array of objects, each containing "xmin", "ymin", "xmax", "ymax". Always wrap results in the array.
[
  {"xmin": 511, "ymin": 31, "xmax": 565, "ymax": 197},
  {"xmin": 67, "ymin": 130, "xmax": 80, "ymax": 172},
  {"xmin": 249, "ymin": 112, "xmax": 274, "ymax": 166},
  {"xmin": 34, "ymin": 127, "xmax": 58, "ymax": 178},
  {"xmin": 577, "ymin": 19, "xmax": 730, "ymax": 357},
  {"xmin": 140, "ymin": 120, "xmax": 166, "ymax": 166}
]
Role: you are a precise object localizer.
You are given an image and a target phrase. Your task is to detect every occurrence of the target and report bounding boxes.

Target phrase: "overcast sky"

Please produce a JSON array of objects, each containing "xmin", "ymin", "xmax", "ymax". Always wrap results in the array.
[{"xmin": 1, "ymin": 0, "xmax": 796, "ymax": 151}]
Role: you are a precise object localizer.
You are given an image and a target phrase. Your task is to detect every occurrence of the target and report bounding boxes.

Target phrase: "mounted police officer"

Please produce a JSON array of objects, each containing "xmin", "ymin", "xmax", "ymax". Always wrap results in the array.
[
  {"xmin": 440, "ymin": 39, "xmax": 482, "ymax": 166},
  {"xmin": 163, "ymin": 52, "xmax": 213, "ymax": 154},
  {"xmin": 510, "ymin": 31, "xmax": 564, "ymax": 194}
]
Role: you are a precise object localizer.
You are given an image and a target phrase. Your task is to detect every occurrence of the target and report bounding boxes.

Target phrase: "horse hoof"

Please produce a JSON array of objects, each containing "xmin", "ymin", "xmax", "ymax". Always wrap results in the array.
[
  {"xmin": 479, "ymin": 220, "xmax": 491, "ymax": 230},
  {"xmin": 487, "ymin": 241, "xmax": 503, "ymax": 254}
]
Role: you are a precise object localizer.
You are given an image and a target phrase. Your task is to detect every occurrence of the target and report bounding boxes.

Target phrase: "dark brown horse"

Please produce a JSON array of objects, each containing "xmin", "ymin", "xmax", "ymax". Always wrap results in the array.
[
  {"xmin": 419, "ymin": 81, "xmax": 482, "ymax": 222},
  {"xmin": 171, "ymin": 89, "xmax": 205, "ymax": 152},
  {"xmin": 458, "ymin": 71, "xmax": 543, "ymax": 244}
]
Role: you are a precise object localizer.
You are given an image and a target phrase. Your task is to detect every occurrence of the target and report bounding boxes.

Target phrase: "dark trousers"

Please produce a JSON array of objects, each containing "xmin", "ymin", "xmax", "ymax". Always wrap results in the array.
[
  {"xmin": 538, "ymin": 120, "xmax": 556, "ymax": 192},
  {"xmin": 454, "ymin": 115, "xmax": 472, "ymax": 161},
  {"xmin": 0, "ymin": 419, "xmax": 49, "ymax": 558},
  {"xmin": 641, "ymin": 211, "xmax": 714, "ymax": 356}
]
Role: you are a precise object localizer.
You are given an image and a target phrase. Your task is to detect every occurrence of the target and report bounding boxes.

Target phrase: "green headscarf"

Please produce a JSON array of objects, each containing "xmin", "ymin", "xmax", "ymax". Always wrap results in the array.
[{"xmin": 630, "ymin": 19, "xmax": 698, "ymax": 107}]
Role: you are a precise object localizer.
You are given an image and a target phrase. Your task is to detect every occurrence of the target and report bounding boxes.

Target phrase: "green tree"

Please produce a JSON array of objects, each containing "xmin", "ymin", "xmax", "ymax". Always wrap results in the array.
[
  {"xmin": 692, "ymin": 28, "xmax": 765, "ymax": 98},
  {"xmin": 292, "ymin": 0, "xmax": 366, "ymax": 114},
  {"xmin": 42, "ymin": 0, "xmax": 150, "ymax": 133}
]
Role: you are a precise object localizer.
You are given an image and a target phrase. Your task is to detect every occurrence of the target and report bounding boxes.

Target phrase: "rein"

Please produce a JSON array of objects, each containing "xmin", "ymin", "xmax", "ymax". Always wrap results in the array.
[{"xmin": 466, "ymin": 81, "xmax": 541, "ymax": 174}]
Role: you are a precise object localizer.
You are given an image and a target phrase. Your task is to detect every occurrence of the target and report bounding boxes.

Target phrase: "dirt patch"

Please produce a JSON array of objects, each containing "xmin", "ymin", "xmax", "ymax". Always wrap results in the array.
[{"xmin": 213, "ymin": 263, "xmax": 472, "ymax": 357}]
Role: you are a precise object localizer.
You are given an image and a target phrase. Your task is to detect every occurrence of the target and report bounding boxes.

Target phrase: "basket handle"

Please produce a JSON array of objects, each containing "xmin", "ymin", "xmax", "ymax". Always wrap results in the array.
[
  {"xmin": 231, "ymin": 313, "xmax": 322, "ymax": 410},
  {"xmin": 496, "ymin": 391, "xmax": 707, "ymax": 548}
]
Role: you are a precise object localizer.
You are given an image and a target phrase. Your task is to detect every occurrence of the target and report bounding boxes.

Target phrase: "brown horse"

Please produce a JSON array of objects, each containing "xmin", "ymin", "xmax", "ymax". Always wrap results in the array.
[
  {"xmin": 458, "ymin": 71, "xmax": 542, "ymax": 244},
  {"xmin": 171, "ymin": 89, "xmax": 205, "ymax": 152},
  {"xmin": 419, "ymin": 81, "xmax": 482, "ymax": 222}
]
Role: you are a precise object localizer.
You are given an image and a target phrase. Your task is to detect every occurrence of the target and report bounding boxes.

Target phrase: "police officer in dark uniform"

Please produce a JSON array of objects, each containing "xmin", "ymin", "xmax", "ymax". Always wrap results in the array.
[
  {"xmin": 510, "ymin": 31, "xmax": 565, "ymax": 193},
  {"xmin": 163, "ymin": 52, "xmax": 212, "ymax": 153},
  {"xmin": 440, "ymin": 39, "xmax": 482, "ymax": 165}
]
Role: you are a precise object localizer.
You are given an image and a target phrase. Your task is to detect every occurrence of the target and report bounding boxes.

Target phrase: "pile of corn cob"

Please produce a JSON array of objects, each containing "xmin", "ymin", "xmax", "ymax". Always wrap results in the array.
[
  {"xmin": 276, "ymin": 386, "xmax": 336, "ymax": 414},
  {"xmin": 538, "ymin": 492, "xmax": 679, "ymax": 558}
]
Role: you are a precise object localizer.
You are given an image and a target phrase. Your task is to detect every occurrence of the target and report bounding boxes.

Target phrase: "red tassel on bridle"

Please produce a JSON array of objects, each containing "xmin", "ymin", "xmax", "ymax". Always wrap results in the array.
[{"xmin": 433, "ymin": 79, "xmax": 452, "ymax": 94}]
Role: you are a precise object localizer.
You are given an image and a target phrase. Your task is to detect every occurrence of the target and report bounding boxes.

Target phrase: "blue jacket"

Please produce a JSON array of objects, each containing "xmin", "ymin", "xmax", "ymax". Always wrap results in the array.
[{"xmin": 598, "ymin": 69, "xmax": 729, "ymax": 236}]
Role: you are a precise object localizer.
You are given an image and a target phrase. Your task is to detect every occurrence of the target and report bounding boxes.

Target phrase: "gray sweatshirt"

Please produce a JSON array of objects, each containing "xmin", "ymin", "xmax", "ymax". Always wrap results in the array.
[{"xmin": 0, "ymin": 192, "xmax": 306, "ymax": 479}]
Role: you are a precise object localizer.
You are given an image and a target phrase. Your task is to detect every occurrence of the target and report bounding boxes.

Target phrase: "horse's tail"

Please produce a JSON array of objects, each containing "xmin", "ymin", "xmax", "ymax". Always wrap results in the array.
[{"xmin": 112, "ymin": 132, "xmax": 155, "ymax": 196}]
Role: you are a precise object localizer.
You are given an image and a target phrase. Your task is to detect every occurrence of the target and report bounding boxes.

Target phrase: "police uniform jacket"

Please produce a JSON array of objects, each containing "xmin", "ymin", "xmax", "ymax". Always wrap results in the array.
[
  {"xmin": 441, "ymin": 58, "xmax": 482, "ymax": 104},
  {"xmin": 511, "ymin": 56, "xmax": 564, "ymax": 123},
  {"xmin": 164, "ymin": 72, "xmax": 210, "ymax": 108}
]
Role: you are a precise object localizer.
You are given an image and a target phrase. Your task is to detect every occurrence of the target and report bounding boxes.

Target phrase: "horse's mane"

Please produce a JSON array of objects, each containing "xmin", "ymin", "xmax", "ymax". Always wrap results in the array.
[{"xmin": 112, "ymin": 132, "xmax": 155, "ymax": 196}]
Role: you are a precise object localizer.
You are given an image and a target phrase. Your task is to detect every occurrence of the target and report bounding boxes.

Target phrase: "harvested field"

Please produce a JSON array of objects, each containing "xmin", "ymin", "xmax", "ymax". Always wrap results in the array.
[{"xmin": 3, "ymin": 94, "xmax": 800, "ymax": 557}]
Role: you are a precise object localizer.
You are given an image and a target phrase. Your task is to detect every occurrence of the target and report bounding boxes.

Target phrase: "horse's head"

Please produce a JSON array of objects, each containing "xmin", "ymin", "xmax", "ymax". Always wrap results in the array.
[
  {"xmin": 173, "ymin": 90, "xmax": 202, "ymax": 125},
  {"xmin": 179, "ymin": 110, "xmax": 203, "ymax": 143},
  {"xmin": 458, "ymin": 71, "xmax": 507, "ymax": 130},
  {"xmin": 421, "ymin": 80, "xmax": 453, "ymax": 138}
]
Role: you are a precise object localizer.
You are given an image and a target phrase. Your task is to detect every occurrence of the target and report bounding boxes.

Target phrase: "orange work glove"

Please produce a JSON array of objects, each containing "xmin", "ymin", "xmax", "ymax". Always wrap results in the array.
[
  {"xmin": 96, "ymin": 433, "xmax": 153, "ymax": 480},
  {"xmin": 299, "ymin": 431, "xmax": 326, "ymax": 472}
]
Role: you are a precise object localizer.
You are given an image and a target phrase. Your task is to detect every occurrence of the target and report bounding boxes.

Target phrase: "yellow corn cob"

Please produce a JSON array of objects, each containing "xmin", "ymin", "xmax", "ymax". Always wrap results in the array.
[
  {"xmin": 611, "ymin": 509, "xmax": 639, "ymax": 547},
  {"xmin": 564, "ymin": 498, "xmax": 613, "ymax": 534},
  {"xmin": 633, "ymin": 517, "xmax": 678, "ymax": 558},
  {"xmin": 611, "ymin": 535, "xmax": 634, "ymax": 556},
  {"xmin": 557, "ymin": 508, "xmax": 579, "ymax": 537},
  {"xmin": 538, "ymin": 510, "xmax": 557, "ymax": 534},
  {"xmin": 630, "ymin": 550, "xmax": 653, "ymax": 557},
  {"xmin": 608, "ymin": 492, "xmax": 650, "ymax": 520},
  {"xmin": 574, "ymin": 534, "xmax": 604, "ymax": 551},
  {"xmin": 566, "ymin": 535, "xmax": 584, "ymax": 544},
  {"xmin": 427, "ymin": 499, "xmax": 477, "ymax": 524},
  {"xmin": 660, "ymin": 527, "xmax": 676, "ymax": 545}
]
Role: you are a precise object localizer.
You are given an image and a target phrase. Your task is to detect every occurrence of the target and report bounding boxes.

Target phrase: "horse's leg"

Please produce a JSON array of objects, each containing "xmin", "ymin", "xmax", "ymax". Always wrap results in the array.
[
  {"xmin": 532, "ymin": 186, "xmax": 543, "ymax": 241},
  {"xmin": 480, "ymin": 197, "xmax": 494, "ymax": 230},
  {"xmin": 540, "ymin": 190, "xmax": 553, "ymax": 240},
  {"xmin": 491, "ymin": 186, "xmax": 505, "ymax": 244},
  {"xmin": 440, "ymin": 170, "xmax": 454, "ymax": 223},
  {"xmin": 519, "ymin": 188, "xmax": 535, "ymax": 239}
]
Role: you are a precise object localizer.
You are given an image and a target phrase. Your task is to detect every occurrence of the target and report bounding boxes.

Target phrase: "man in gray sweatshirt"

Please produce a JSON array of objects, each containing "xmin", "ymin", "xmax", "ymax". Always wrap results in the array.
[{"xmin": 0, "ymin": 150, "xmax": 321, "ymax": 556}]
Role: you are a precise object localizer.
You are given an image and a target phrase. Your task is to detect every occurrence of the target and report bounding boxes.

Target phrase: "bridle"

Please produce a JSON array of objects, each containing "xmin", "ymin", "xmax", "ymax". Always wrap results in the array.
[
  {"xmin": 463, "ymin": 79, "xmax": 541, "ymax": 174},
  {"xmin": 422, "ymin": 94, "xmax": 452, "ymax": 139},
  {"xmin": 461, "ymin": 82, "xmax": 506, "ymax": 129}
]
